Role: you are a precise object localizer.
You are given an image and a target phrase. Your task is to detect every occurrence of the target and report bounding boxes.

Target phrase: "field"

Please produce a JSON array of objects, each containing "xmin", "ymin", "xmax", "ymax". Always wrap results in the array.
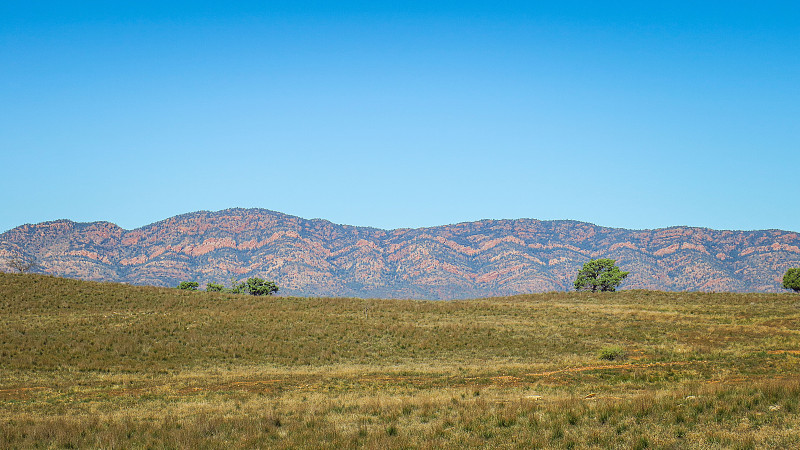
[{"xmin": 1, "ymin": 273, "xmax": 799, "ymax": 448}]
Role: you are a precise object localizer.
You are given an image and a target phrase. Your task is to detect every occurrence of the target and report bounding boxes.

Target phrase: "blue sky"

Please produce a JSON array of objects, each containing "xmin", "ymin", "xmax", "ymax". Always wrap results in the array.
[{"xmin": 2, "ymin": 1, "xmax": 798, "ymax": 233}]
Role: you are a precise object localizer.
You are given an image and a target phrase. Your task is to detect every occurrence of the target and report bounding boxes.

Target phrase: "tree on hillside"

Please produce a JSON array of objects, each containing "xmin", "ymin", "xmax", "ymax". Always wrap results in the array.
[
  {"xmin": 574, "ymin": 258, "xmax": 629, "ymax": 292},
  {"xmin": 783, "ymin": 268, "xmax": 800, "ymax": 292},
  {"xmin": 177, "ymin": 281, "xmax": 199, "ymax": 290},
  {"xmin": 235, "ymin": 277, "xmax": 279, "ymax": 296},
  {"xmin": 7, "ymin": 254, "xmax": 37, "ymax": 273},
  {"xmin": 206, "ymin": 282, "xmax": 225, "ymax": 292}
]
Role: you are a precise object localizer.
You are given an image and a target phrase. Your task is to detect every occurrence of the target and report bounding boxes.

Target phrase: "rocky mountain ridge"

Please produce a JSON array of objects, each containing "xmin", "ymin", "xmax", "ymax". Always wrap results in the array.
[{"xmin": 1, "ymin": 208, "xmax": 798, "ymax": 298}]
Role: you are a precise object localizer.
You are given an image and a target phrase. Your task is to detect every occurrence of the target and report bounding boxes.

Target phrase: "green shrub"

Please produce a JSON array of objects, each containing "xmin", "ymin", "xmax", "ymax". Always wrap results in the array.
[
  {"xmin": 229, "ymin": 277, "xmax": 279, "ymax": 296},
  {"xmin": 177, "ymin": 281, "xmax": 199, "ymax": 291},
  {"xmin": 598, "ymin": 345, "xmax": 626, "ymax": 361},
  {"xmin": 205, "ymin": 282, "xmax": 224, "ymax": 292}
]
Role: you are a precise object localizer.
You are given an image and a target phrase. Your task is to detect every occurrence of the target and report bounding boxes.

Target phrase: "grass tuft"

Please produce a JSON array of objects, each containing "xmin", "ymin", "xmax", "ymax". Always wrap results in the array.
[{"xmin": 598, "ymin": 345, "xmax": 627, "ymax": 361}]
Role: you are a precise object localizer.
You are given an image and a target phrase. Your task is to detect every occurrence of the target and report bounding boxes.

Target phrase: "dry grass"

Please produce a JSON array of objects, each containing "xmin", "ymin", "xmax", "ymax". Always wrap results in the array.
[{"xmin": 1, "ymin": 273, "xmax": 799, "ymax": 448}]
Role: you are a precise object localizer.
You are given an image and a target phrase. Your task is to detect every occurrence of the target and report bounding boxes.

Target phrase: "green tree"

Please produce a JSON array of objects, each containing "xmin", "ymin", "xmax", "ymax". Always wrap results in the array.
[
  {"xmin": 206, "ymin": 282, "xmax": 225, "ymax": 292},
  {"xmin": 177, "ymin": 281, "xmax": 199, "ymax": 291},
  {"xmin": 240, "ymin": 277, "xmax": 279, "ymax": 296},
  {"xmin": 574, "ymin": 258, "xmax": 629, "ymax": 292},
  {"xmin": 783, "ymin": 268, "xmax": 800, "ymax": 292},
  {"xmin": 230, "ymin": 276, "xmax": 243, "ymax": 294},
  {"xmin": 226, "ymin": 277, "xmax": 279, "ymax": 295}
]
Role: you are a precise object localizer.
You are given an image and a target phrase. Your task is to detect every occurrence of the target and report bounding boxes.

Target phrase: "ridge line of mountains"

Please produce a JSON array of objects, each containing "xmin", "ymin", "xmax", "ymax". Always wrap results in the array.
[{"xmin": 1, "ymin": 208, "xmax": 798, "ymax": 299}]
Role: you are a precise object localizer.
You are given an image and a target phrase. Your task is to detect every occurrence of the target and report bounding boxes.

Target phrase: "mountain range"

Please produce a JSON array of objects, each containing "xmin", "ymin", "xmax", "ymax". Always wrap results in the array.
[{"xmin": 1, "ymin": 208, "xmax": 798, "ymax": 299}]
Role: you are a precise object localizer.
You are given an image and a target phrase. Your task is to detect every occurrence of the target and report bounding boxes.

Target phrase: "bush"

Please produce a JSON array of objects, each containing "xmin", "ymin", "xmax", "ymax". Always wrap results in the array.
[
  {"xmin": 237, "ymin": 277, "xmax": 279, "ymax": 296},
  {"xmin": 202, "ymin": 279, "xmax": 278, "ymax": 295},
  {"xmin": 206, "ymin": 282, "xmax": 225, "ymax": 292},
  {"xmin": 598, "ymin": 345, "xmax": 626, "ymax": 361},
  {"xmin": 177, "ymin": 281, "xmax": 199, "ymax": 291}
]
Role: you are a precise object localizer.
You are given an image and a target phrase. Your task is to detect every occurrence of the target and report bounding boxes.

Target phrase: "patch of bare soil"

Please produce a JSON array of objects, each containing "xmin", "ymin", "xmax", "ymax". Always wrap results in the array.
[{"xmin": 524, "ymin": 360, "xmax": 705, "ymax": 378}]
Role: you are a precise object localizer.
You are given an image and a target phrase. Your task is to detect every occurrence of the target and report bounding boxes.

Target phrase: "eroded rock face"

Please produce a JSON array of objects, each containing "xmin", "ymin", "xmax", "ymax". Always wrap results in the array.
[{"xmin": 2, "ymin": 209, "xmax": 798, "ymax": 298}]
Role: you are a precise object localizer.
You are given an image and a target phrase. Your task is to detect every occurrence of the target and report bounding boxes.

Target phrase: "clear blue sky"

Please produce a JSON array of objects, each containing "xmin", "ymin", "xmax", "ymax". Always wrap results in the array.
[{"xmin": 2, "ymin": 1, "xmax": 798, "ymax": 233}]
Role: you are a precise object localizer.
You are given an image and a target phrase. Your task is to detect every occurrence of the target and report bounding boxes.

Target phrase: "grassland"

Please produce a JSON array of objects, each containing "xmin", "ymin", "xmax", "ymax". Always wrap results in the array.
[{"xmin": 1, "ymin": 273, "xmax": 799, "ymax": 448}]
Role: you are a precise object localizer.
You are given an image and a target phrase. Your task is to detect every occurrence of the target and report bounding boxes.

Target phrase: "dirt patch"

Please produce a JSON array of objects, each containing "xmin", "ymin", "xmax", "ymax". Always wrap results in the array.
[
  {"xmin": 0, "ymin": 386, "xmax": 46, "ymax": 399},
  {"xmin": 524, "ymin": 360, "xmax": 704, "ymax": 378},
  {"xmin": 488, "ymin": 375, "xmax": 523, "ymax": 386}
]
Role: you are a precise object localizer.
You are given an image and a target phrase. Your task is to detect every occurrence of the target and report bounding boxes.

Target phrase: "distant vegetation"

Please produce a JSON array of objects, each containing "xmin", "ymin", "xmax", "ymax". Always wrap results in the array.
[
  {"xmin": 236, "ymin": 277, "xmax": 279, "ymax": 296},
  {"xmin": 2, "ymin": 273, "xmax": 800, "ymax": 447},
  {"xmin": 3, "ymin": 253, "xmax": 36, "ymax": 273},
  {"xmin": 573, "ymin": 258, "xmax": 629, "ymax": 292},
  {"xmin": 178, "ymin": 277, "xmax": 279, "ymax": 295},
  {"xmin": 176, "ymin": 280, "xmax": 199, "ymax": 290},
  {"xmin": 205, "ymin": 281, "xmax": 225, "ymax": 292},
  {"xmin": 784, "ymin": 268, "xmax": 800, "ymax": 292}
]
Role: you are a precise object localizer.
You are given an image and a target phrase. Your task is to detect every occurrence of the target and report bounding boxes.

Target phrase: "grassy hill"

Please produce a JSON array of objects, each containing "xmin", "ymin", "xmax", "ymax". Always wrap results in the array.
[{"xmin": 1, "ymin": 273, "xmax": 799, "ymax": 448}]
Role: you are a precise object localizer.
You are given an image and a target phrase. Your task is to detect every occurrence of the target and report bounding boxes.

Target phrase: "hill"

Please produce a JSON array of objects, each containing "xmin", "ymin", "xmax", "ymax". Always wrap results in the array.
[
  {"xmin": 1, "ymin": 208, "xmax": 799, "ymax": 298},
  {"xmin": 1, "ymin": 273, "xmax": 799, "ymax": 448}
]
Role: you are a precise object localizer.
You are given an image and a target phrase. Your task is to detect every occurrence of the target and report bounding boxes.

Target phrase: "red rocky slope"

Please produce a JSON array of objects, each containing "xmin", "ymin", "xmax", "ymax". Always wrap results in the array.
[{"xmin": 1, "ymin": 208, "xmax": 798, "ymax": 298}]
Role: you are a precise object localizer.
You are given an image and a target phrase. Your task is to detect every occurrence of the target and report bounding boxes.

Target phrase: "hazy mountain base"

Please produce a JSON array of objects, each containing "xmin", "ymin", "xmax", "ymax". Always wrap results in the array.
[
  {"xmin": 1, "ymin": 208, "xmax": 799, "ymax": 298},
  {"xmin": 1, "ymin": 273, "xmax": 799, "ymax": 448}
]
